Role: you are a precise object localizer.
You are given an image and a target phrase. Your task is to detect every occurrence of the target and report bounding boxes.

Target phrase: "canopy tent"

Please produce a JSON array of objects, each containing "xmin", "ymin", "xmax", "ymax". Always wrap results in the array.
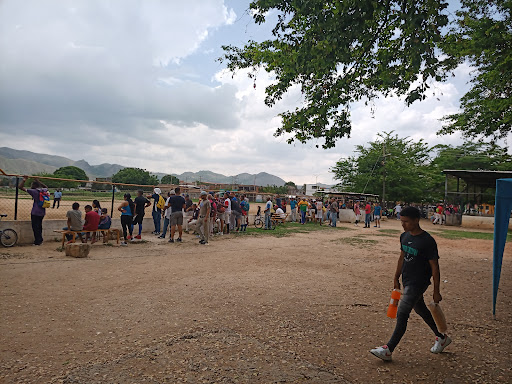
[{"xmin": 493, "ymin": 179, "xmax": 512, "ymax": 317}]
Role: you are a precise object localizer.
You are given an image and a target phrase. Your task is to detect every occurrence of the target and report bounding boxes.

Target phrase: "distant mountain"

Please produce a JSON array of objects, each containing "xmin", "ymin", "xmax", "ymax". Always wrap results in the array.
[
  {"xmin": 0, "ymin": 155, "xmax": 57, "ymax": 175},
  {"xmin": 175, "ymin": 170, "xmax": 285, "ymax": 186},
  {"xmin": 0, "ymin": 147, "xmax": 287, "ymax": 186}
]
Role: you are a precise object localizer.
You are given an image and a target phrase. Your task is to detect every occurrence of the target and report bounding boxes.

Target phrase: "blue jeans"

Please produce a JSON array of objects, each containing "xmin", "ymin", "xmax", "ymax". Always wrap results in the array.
[
  {"xmin": 152, "ymin": 210, "xmax": 161, "ymax": 233},
  {"xmin": 386, "ymin": 285, "xmax": 443, "ymax": 352},
  {"xmin": 365, "ymin": 213, "xmax": 371, "ymax": 227},
  {"xmin": 300, "ymin": 211, "xmax": 306, "ymax": 224},
  {"xmin": 265, "ymin": 213, "xmax": 271, "ymax": 229},
  {"xmin": 162, "ymin": 217, "xmax": 169, "ymax": 237},
  {"xmin": 330, "ymin": 212, "xmax": 337, "ymax": 227}
]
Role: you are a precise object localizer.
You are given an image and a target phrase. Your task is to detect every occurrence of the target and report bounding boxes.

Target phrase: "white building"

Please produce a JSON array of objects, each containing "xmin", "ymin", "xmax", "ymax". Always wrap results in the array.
[{"xmin": 304, "ymin": 183, "xmax": 339, "ymax": 196}]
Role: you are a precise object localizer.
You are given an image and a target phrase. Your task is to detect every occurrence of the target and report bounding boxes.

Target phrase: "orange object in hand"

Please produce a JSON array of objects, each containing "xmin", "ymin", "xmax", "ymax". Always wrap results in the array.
[{"xmin": 387, "ymin": 289, "xmax": 401, "ymax": 318}]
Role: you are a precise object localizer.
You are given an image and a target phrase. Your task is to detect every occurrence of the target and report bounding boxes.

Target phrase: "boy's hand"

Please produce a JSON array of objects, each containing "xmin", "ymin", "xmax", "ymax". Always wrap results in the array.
[
  {"xmin": 393, "ymin": 280, "xmax": 401, "ymax": 290},
  {"xmin": 433, "ymin": 292, "xmax": 442, "ymax": 303}
]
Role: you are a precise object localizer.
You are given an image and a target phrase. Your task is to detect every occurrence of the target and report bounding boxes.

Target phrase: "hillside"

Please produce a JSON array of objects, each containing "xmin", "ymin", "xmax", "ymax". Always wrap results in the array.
[{"xmin": 0, "ymin": 147, "xmax": 286, "ymax": 186}]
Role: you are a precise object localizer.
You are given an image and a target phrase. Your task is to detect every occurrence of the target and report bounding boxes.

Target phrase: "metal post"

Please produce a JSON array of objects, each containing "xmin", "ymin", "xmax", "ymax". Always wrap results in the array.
[
  {"xmin": 111, "ymin": 184, "xmax": 115, "ymax": 216},
  {"xmin": 14, "ymin": 177, "xmax": 19, "ymax": 220}
]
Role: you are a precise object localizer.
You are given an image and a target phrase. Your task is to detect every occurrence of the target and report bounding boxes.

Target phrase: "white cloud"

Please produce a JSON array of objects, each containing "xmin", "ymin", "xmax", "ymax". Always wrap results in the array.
[{"xmin": 1, "ymin": 1, "xmax": 504, "ymax": 187}]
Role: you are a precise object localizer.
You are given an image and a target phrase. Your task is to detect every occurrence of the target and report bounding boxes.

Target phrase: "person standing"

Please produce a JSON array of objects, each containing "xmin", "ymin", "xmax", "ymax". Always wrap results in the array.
[
  {"xmin": 118, "ymin": 193, "xmax": 135, "ymax": 245},
  {"xmin": 394, "ymin": 202, "xmax": 402, "ymax": 220},
  {"xmin": 364, "ymin": 201, "xmax": 372, "ymax": 228},
  {"xmin": 230, "ymin": 194, "xmax": 242, "ymax": 231},
  {"xmin": 133, "ymin": 190, "xmax": 151, "ymax": 239},
  {"xmin": 315, "ymin": 199, "xmax": 324, "ymax": 225},
  {"xmin": 166, "ymin": 187, "xmax": 186, "ymax": 243},
  {"xmin": 329, "ymin": 198, "xmax": 339, "ymax": 227},
  {"xmin": 197, "ymin": 191, "xmax": 211, "ymax": 245},
  {"xmin": 215, "ymin": 193, "xmax": 225, "ymax": 235},
  {"xmin": 149, "ymin": 188, "xmax": 163, "ymax": 235},
  {"xmin": 17, "ymin": 176, "xmax": 48, "ymax": 246},
  {"xmin": 290, "ymin": 197, "xmax": 297, "ymax": 222},
  {"xmin": 53, "ymin": 189, "xmax": 62, "ymax": 209},
  {"xmin": 370, "ymin": 206, "xmax": 451, "ymax": 361},
  {"xmin": 264, "ymin": 196, "xmax": 273, "ymax": 229},
  {"xmin": 374, "ymin": 202, "xmax": 382, "ymax": 228},
  {"xmin": 224, "ymin": 191, "xmax": 232, "ymax": 234},
  {"xmin": 298, "ymin": 198, "xmax": 308, "ymax": 225},
  {"xmin": 354, "ymin": 202, "xmax": 361, "ymax": 226}
]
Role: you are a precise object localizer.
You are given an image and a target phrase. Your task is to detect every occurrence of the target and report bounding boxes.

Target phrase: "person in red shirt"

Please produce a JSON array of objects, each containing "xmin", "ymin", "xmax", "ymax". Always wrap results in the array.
[
  {"xmin": 364, "ymin": 202, "xmax": 372, "ymax": 228},
  {"xmin": 83, "ymin": 205, "xmax": 101, "ymax": 243}
]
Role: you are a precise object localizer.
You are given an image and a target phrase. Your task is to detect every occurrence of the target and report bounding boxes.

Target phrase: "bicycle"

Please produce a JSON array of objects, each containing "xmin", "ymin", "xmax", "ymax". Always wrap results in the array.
[{"xmin": 0, "ymin": 214, "xmax": 18, "ymax": 247}]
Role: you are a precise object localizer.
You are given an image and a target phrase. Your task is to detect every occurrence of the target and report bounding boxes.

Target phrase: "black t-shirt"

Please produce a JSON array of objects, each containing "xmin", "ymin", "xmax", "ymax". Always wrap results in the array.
[
  {"xmin": 134, "ymin": 196, "xmax": 150, "ymax": 216},
  {"xmin": 169, "ymin": 195, "xmax": 186, "ymax": 213},
  {"xmin": 231, "ymin": 198, "xmax": 242, "ymax": 213},
  {"xmin": 400, "ymin": 231, "xmax": 439, "ymax": 288},
  {"xmin": 185, "ymin": 199, "xmax": 193, "ymax": 210}
]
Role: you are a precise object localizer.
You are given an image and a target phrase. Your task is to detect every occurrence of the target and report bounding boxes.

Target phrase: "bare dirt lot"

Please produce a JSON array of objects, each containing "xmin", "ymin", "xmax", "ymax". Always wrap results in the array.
[{"xmin": 1, "ymin": 219, "xmax": 511, "ymax": 383}]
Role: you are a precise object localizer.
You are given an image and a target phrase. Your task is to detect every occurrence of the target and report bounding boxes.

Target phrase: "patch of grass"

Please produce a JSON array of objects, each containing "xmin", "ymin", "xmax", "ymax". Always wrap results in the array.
[
  {"xmin": 334, "ymin": 237, "xmax": 378, "ymax": 247},
  {"xmin": 234, "ymin": 222, "xmax": 352, "ymax": 238},
  {"xmin": 378, "ymin": 229, "xmax": 401, "ymax": 234},
  {"xmin": 433, "ymin": 229, "xmax": 511, "ymax": 241},
  {"xmin": 56, "ymin": 246, "xmax": 64, "ymax": 252},
  {"xmin": 103, "ymin": 242, "xmax": 114, "ymax": 247}
]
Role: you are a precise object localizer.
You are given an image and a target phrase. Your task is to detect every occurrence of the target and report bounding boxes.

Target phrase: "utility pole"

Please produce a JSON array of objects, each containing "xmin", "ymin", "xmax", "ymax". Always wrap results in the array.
[{"xmin": 382, "ymin": 142, "xmax": 391, "ymax": 208}]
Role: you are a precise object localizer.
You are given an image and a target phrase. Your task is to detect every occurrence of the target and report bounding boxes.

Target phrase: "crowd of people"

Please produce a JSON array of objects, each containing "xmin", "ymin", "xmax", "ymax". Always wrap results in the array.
[{"xmin": 16, "ymin": 175, "xmax": 446, "ymax": 247}]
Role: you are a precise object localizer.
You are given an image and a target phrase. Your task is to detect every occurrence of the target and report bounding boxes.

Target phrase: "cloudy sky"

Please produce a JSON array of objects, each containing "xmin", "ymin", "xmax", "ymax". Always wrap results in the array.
[{"xmin": 0, "ymin": 0, "xmax": 499, "ymax": 185}]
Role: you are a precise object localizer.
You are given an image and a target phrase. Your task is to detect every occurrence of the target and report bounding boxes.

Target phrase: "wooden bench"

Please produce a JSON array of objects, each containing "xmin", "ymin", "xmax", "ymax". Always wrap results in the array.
[
  {"xmin": 54, "ymin": 229, "xmax": 120, "ymax": 248},
  {"xmin": 271, "ymin": 213, "xmax": 289, "ymax": 224}
]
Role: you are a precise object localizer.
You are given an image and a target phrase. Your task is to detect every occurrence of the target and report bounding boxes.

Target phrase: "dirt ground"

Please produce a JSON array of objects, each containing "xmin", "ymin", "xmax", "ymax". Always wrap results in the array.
[{"xmin": 1, "ymin": 219, "xmax": 511, "ymax": 383}]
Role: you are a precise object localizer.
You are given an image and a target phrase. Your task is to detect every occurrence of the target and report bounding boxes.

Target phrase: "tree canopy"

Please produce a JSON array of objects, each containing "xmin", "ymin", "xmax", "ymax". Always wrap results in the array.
[
  {"xmin": 220, "ymin": 0, "xmax": 511, "ymax": 146},
  {"xmin": 112, "ymin": 168, "xmax": 159, "ymax": 187},
  {"xmin": 331, "ymin": 132, "xmax": 433, "ymax": 203},
  {"xmin": 440, "ymin": 0, "xmax": 512, "ymax": 141},
  {"xmin": 331, "ymin": 133, "xmax": 512, "ymax": 203},
  {"xmin": 54, "ymin": 166, "xmax": 88, "ymax": 181},
  {"xmin": 160, "ymin": 174, "xmax": 180, "ymax": 185}
]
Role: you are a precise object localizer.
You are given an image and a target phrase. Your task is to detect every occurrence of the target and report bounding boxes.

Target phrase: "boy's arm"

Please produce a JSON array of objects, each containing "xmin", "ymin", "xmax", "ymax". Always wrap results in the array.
[
  {"xmin": 429, "ymin": 259, "xmax": 442, "ymax": 303},
  {"xmin": 18, "ymin": 176, "xmax": 28, "ymax": 192},
  {"xmin": 36, "ymin": 177, "xmax": 47, "ymax": 189},
  {"xmin": 394, "ymin": 250, "xmax": 405, "ymax": 290}
]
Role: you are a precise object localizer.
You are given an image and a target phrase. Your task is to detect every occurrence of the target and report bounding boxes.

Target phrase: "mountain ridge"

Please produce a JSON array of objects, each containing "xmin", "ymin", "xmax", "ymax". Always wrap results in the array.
[{"xmin": 0, "ymin": 147, "xmax": 286, "ymax": 186}]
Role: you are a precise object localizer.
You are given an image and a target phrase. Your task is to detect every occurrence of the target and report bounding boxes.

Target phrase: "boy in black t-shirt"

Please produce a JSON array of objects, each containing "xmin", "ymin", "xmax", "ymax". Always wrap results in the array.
[
  {"xmin": 133, "ymin": 190, "xmax": 151, "ymax": 239},
  {"xmin": 370, "ymin": 206, "xmax": 451, "ymax": 361}
]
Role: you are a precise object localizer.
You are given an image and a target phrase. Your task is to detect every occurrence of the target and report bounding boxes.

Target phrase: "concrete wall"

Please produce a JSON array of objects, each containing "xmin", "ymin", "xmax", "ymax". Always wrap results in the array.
[
  {"xmin": 2, "ymin": 217, "xmax": 155, "ymax": 245},
  {"xmin": 460, "ymin": 215, "xmax": 512, "ymax": 231}
]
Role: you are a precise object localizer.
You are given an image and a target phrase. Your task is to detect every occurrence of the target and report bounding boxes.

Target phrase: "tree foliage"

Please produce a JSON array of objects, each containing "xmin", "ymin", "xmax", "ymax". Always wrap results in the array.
[
  {"xmin": 332, "ymin": 133, "xmax": 512, "ymax": 203},
  {"xmin": 331, "ymin": 132, "xmax": 434, "ymax": 203},
  {"xmin": 160, "ymin": 174, "xmax": 180, "ymax": 184},
  {"xmin": 220, "ymin": 0, "xmax": 454, "ymax": 148},
  {"xmin": 440, "ymin": 0, "xmax": 512, "ymax": 141},
  {"xmin": 221, "ymin": 0, "xmax": 511, "ymax": 146},
  {"xmin": 112, "ymin": 168, "xmax": 159, "ymax": 188},
  {"xmin": 54, "ymin": 166, "xmax": 88, "ymax": 181}
]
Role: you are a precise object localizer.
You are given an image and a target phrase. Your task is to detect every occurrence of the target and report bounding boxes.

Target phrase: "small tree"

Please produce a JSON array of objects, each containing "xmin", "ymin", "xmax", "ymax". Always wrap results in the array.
[
  {"xmin": 160, "ymin": 174, "xmax": 180, "ymax": 184},
  {"xmin": 112, "ymin": 168, "xmax": 159, "ymax": 188}
]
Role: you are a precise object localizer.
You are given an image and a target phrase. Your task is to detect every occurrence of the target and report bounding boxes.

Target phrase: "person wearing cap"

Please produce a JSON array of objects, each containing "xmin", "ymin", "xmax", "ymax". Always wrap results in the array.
[
  {"xmin": 159, "ymin": 191, "xmax": 173, "ymax": 238},
  {"xmin": 197, "ymin": 191, "xmax": 211, "ymax": 245},
  {"xmin": 148, "ymin": 187, "xmax": 163, "ymax": 235}
]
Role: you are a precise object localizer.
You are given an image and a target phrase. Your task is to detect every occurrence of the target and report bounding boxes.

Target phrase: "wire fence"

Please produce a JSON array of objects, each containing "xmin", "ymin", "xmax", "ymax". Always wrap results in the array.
[{"xmin": 0, "ymin": 172, "xmax": 161, "ymax": 221}]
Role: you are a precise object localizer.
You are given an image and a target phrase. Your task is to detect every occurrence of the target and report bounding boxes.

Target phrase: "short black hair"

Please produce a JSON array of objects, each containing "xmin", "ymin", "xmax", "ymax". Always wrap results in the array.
[
  {"xmin": 72, "ymin": 202, "xmax": 79, "ymax": 210},
  {"xmin": 84, "ymin": 204, "xmax": 92, "ymax": 210},
  {"xmin": 401, "ymin": 206, "xmax": 421, "ymax": 219}
]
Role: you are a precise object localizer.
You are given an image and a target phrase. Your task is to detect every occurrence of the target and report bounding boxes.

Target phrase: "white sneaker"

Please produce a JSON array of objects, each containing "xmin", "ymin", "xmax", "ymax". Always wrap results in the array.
[
  {"xmin": 120, "ymin": 241, "xmax": 128, "ymax": 246},
  {"xmin": 431, "ymin": 335, "xmax": 451, "ymax": 353},
  {"xmin": 370, "ymin": 345, "xmax": 392, "ymax": 361}
]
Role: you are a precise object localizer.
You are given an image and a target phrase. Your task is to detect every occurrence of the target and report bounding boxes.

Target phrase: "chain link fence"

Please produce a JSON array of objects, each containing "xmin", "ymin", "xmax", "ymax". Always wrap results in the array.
[{"xmin": 0, "ymin": 173, "xmax": 161, "ymax": 221}]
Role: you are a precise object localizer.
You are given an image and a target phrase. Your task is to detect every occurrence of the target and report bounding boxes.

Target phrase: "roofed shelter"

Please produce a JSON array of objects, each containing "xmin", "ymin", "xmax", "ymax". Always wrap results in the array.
[{"xmin": 443, "ymin": 170, "xmax": 512, "ymax": 224}]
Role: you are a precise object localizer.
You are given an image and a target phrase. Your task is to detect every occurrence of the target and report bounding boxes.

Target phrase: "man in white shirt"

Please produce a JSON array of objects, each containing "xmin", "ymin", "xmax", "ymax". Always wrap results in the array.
[
  {"xmin": 224, "ymin": 191, "xmax": 232, "ymax": 234},
  {"xmin": 275, "ymin": 205, "xmax": 285, "ymax": 219},
  {"xmin": 395, "ymin": 203, "xmax": 402, "ymax": 220},
  {"xmin": 264, "ymin": 196, "xmax": 272, "ymax": 229}
]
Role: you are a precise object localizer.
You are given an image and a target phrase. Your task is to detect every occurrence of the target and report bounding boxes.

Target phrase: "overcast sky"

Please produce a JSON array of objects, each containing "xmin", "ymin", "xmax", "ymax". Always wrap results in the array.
[{"xmin": 0, "ymin": 0, "xmax": 499, "ymax": 185}]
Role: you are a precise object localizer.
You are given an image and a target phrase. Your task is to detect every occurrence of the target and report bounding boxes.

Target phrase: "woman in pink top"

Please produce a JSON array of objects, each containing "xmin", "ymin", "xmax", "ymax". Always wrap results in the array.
[{"xmin": 354, "ymin": 203, "xmax": 361, "ymax": 226}]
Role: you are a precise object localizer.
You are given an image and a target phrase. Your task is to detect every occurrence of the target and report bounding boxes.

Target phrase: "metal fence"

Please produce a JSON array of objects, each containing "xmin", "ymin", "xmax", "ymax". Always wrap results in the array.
[{"xmin": 0, "ymin": 171, "xmax": 160, "ymax": 221}]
